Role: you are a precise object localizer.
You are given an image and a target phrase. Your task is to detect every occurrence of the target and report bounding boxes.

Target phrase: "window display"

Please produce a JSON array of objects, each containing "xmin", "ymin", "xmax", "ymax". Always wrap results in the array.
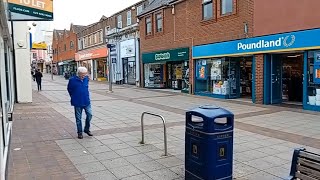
[
  {"xmin": 97, "ymin": 60, "xmax": 106, "ymax": 78},
  {"xmin": 307, "ymin": 51, "xmax": 320, "ymax": 106},
  {"xmin": 195, "ymin": 58, "xmax": 230, "ymax": 96},
  {"xmin": 144, "ymin": 63, "xmax": 164, "ymax": 88}
]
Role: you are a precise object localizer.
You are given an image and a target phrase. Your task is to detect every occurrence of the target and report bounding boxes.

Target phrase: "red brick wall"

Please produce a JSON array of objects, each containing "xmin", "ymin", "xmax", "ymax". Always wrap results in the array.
[
  {"xmin": 52, "ymin": 29, "xmax": 78, "ymax": 63},
  {"xmin": 254, "ymin": 0, "xmax": 320, "ymax": 36},
  {"xmin": 255, "ymin": 54, "xmax": 264, "ymax": 103},
  {"xmin": 139, "ymin": 0, "xmax": 254, "ymax": 92}
]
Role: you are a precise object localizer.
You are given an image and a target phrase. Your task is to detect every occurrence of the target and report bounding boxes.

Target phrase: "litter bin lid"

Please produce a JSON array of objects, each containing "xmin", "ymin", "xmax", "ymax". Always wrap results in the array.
[{"xmin": 199, "ymin": 105, "xmax": 219, "ymax": 109}]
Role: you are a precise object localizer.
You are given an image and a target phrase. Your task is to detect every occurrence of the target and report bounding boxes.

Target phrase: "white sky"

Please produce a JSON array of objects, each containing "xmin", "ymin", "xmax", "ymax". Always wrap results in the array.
[{"xmin": 52, "ymin": 0, "xmax": 142, "ymax": 30}]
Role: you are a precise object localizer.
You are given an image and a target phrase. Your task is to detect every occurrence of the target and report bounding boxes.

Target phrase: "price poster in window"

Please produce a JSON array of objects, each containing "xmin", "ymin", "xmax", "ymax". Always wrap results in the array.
[{"xmin": 314, "ymin": 52, "xmax": 320, "ymax": 84}]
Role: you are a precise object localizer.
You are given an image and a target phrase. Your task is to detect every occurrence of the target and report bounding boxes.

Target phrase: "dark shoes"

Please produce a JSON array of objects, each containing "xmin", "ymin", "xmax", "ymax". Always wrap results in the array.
[
  {"xmin": 84, "ymin": 131, "xmax": 93, "ymax": 136},
  {"xmin": 77, "ymin": 131, "xmax": 93, "ymax": 139},
  {"xmin": 78, "ymin": 133, "xmax": 83, "ymax": 139}
]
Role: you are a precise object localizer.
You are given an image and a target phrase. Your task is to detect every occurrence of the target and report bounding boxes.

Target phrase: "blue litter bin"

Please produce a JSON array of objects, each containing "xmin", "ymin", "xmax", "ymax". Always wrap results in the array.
[{"xmin": 185, "ymin": 105, "xmax": 234, "ymax": 180}]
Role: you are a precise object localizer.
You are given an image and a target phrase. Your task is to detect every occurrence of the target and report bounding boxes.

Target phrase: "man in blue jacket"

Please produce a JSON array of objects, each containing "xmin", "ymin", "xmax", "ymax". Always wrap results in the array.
[{"xmin": 67, "ymin": 67, "xmax": 93, "ymax": 139}]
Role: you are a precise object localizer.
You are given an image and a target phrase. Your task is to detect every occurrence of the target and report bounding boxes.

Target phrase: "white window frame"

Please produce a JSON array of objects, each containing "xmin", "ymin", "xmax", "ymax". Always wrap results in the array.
[
  {"xmin": 137, "ymin": 5, "xmax": 143, "ymax": 15},
  {"xmin": 127, "ymin": 10, "xmax": 132, "ymax": 26},
  {"xmin": 221, "ymin": 0, "xmax": 233, "ymax": 15},
  {"xmin": 117, "ymin": 15, "xmax": 122, "ymax": 29}
]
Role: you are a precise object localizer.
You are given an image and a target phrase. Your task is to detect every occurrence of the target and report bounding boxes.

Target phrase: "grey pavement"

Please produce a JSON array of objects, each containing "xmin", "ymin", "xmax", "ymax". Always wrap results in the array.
[{"xmin": 9, "ymin": 74, "xmax": 320, "ymax": 180}]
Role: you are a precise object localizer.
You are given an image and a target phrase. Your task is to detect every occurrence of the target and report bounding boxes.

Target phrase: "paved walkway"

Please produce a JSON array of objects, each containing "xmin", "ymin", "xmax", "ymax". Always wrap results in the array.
[{"xmin": 8, "ymin": 74, "xmax": 320, "ymax": 180}]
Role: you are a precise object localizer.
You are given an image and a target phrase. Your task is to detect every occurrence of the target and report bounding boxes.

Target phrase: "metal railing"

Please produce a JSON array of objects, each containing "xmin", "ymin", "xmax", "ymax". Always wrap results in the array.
[{"xmin": 140, "ymin": 112, "xmax": 168, "ymax": 156}]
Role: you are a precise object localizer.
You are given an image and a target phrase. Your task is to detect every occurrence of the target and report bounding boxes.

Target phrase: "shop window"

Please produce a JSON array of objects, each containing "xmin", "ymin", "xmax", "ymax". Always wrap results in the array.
[
  {"xmin": 127, "ymin": 10, "xmax": 132, "ymax": 26},
  {"xmin": 144, "ymin": 63, "xmax": 164, "ymax": 88},
  {"xmin": 156, "ymin": 13, "xmax": 163, "ymax": 32},
  {"xmin": 146, "ymin": 17, "xmax": 152, "ymax": 35},
  {"xmin": 221, "ymin": 0, "xmax": 233, "ymax": 15},
  {"xmin": 195, "ymin": 58, "xmax": 230, "ymax": 96},
  {"xmin": 307, "ymin": 51, "xmax": 320, "ymax": 107},
  {"xmin": 202, "ymin": 0, "xmax": 213, "ymax": 20}
]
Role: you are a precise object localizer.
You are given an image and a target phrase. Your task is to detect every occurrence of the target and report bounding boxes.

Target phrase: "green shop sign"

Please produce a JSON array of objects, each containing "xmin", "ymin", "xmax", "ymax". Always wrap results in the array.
[{"xmin": 142, "ymin": 47, "xmax": 189, "ymax": 63}]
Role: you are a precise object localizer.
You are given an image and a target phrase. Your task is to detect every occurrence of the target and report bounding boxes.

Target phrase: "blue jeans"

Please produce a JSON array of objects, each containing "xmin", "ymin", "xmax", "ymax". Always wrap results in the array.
[{"xmin": 74, "ymin": 104, "xmax": 92, "ymax": 134}]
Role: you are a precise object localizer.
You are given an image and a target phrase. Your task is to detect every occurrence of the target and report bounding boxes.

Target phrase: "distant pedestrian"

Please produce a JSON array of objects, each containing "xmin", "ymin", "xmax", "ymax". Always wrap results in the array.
[
  {"xmin": 31, "ymin": 70, "xmax": 35, "ymax": 81},
  {"xmin": 34, "ymin": 69, "xmax": 43, "ymax": 91},
  {"xmin": 67, "ymin": 67, "xmax": 93, "ymax": 139}
]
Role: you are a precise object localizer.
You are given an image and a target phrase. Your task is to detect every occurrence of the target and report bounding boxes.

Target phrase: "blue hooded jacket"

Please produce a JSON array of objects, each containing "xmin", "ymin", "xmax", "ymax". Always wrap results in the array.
[{"xmin": 67, "ymin": 76, "xmax": 90, "ymax": 107}]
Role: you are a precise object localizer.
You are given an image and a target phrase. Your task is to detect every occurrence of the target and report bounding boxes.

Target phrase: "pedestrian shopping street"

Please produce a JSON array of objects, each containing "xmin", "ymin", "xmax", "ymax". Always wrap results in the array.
[{"xmin": 8, "ymin": 74, "xmax": 320, "ymax": 180}]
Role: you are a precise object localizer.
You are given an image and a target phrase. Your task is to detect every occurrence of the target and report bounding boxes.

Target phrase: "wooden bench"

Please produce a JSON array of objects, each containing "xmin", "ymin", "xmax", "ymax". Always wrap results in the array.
[{"xmin": 288, "ymin": 148, "xmax": 320, "ymax": 180}]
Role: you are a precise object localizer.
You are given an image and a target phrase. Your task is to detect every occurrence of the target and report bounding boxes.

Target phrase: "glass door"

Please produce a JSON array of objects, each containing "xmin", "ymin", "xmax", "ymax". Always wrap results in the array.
[
  {"xmin": 271, "ymin": 55, "xmax": 283, "ymax": 104},
  {"xmin": 229, "ymin": 59, "xmax": 240, "ymax": 99}
]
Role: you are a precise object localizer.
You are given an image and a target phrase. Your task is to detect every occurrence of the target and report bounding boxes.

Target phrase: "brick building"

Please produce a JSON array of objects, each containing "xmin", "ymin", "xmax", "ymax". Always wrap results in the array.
[
  {"xmin": 102, "ymin": 0, "xmax": 148, "ymax": 85},
  {"xmin": 139, "ymin": 0, "xmax": 253, "ymax": 93},
  {"xmin": 139, "ymin": 0, "xmax": 320, "ymax": 112},
  {"xmin": 75, "ymin": 17, "xmax": 106, "ymax": 81},
  {"xmin": 52, "ymin": 24, "xmax": 85, "ymax": 76}
]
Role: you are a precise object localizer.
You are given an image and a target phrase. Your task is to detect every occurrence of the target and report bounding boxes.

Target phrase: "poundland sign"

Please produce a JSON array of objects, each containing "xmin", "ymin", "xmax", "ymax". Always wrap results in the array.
[
  {"xmin": 237, "ymin": 35, "xmax": 295, "ymax": 51},
  {"xmin": 143, "ymin": 48, "xmax": 189, "ymax": 63},
  {"xmin": 193, "ymin": 28, "xmax": 320, "ymax": 59}
]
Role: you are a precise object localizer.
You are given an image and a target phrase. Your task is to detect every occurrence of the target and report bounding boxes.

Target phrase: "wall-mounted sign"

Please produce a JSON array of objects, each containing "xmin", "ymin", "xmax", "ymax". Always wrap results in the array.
[
  {"xmin": 193, "ymin": 28, "xmax": 320, "ymax": 59},
  {"xmin": 75, "ymin": 47, "xmax": 108, "ymax": 61},
  {"xmin": 120, "ymin": 39, "xmax": 135, "ymax": 58},
  {"xmin": 142, "ymin": 47, "xmax": 189, "ymax": 64},
  {"xmin": 32, "ymin": 42, "xmax": 47, "ymax": 50},
  {"xmin": 8, "ymin": 0, "xmax": 53, "ymax": 21}
]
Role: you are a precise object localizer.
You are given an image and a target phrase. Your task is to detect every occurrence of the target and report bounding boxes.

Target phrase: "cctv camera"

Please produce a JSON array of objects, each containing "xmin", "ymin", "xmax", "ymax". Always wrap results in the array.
[{"xmin": 32, "ymin": 22, "xmax": 37, "ymax": 27}]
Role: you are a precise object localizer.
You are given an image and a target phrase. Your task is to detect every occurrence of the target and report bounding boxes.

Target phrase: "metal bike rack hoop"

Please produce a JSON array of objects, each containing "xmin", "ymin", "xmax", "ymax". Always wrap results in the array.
[{"xmin": 140, "ymin": 112, "xmax": 168, "ymax": 156}]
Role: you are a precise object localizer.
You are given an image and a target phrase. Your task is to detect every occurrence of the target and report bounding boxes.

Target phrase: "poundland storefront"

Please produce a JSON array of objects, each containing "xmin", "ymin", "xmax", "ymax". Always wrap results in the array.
[{"xmin": 193, "ymin": 28, "xmax": 320, "ymax": 112}]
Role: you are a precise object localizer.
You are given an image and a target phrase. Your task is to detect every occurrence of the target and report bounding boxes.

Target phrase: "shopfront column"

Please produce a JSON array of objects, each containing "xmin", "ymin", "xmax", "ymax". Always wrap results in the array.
[{"xmin": 254, "ymin": 54, "xmax": 264, "ymax": 103}]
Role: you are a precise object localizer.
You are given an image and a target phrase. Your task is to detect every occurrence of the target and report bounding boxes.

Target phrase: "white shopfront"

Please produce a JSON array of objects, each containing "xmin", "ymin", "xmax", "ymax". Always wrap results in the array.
[{"xmin": 120, "ymin": 39, "xmax": 139, "ymax": 85}]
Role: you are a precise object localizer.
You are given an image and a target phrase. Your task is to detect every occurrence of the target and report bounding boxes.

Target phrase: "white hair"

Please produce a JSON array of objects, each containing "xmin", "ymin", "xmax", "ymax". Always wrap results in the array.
[{"xmin": 77, "ymin": 67, "xmax": 88, "ymax": 74}]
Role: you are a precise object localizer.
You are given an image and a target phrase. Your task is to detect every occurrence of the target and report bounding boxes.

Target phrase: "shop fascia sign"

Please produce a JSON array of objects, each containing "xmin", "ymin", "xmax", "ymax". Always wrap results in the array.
[
  {"xmin": 79, "ymin": 53, "xmax": 94, "ymax": 60},
  {"xmin": 237, "ymin": 35, "xmax": 295, "ymax": 51},
  {"xmin": 155, "ymin": 52, "xmax": 170, "ymax": 61},
  {"xmin": 8, "ymin": 0, "xmax": 54, "ymax": 21}
]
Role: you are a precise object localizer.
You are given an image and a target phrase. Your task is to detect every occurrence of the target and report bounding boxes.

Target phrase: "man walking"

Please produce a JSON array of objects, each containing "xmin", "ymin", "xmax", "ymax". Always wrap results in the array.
[
  {"xmin": 67, "ymin": 67, "xmax": 93, "ymax": 139},
  {"xmin": 34, "ymin": 69, "xmax": 43, "ymax": 91}
]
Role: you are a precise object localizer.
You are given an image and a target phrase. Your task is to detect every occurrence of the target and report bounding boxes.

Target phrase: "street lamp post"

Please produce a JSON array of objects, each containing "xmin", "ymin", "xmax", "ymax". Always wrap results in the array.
[{"xmin": 107, "ymin": 43, "xmax": 115, "ymax": 92}]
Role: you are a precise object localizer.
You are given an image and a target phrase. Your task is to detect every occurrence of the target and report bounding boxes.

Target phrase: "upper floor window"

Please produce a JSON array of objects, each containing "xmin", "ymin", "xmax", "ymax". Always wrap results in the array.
[
  {"xmin": 117, "ymin": 15, "xmax": 122, "ymax": 29},
  {"xmin": 88, "ymin": 37, "xmax": 91, "ymax": 46},
  {"xmin": 146, "ymin": 17, "xmax": 152, "ymax": 35},
  {"xmin": 64, "ymin": 44, "xmax": 67, "ymax": 51},
  {"xmin": 156, "ymin": 13, "xmax": 163, "ymax": 32},
  {"xmin": 137, "ymin": 5, "xmax": 143, "ymax": 15},
  {"xmin": 93, "ymin": 33, "xmax": 97, "ymax": 44},
  {"xmin": 202, "ymin": 0, "xmax": 213, "ymax": 20},
  {"xmin": 70, "ymin": 41, "xmax": 74, "ymax": 49},
  {"xmin": 32, "ymin": 53, "xmax": 37, "ymax": 59},
  {"xmin": 127, "ymin": 10, "xmax": 132, "ymax": 26},
  {"xmin": 99, "ymin": 31, "xmax": 103, "ymax": 43},
  {"xmin": 221, "ymin": 0, "xmax": 233, "ymax": 15}
]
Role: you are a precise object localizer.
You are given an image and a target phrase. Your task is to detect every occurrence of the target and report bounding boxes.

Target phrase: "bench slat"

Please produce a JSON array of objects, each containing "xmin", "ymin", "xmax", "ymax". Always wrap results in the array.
[
  {"xmin": 298, "ymin": 158, "xmax": 320, "ymax": 171},
  {"xmin": 297, "ymin": 165, "xmax": 320, "ymax": 179},
  {"xmin": 300, "ymin": 151, "xmax": 320, "ymax": 163},
  {"xmin": 296, "ymin": 172, "xmax": 319, "ymax": 180}
]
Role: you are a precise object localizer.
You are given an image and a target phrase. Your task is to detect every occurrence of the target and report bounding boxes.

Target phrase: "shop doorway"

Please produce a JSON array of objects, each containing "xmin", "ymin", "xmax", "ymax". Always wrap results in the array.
[
  {"xmin": 166, "ymin": 62, "xmax": 184, "ymax": 90},
  {"xmin": 268, "ymin": 53, "xmax": 304, "ymax": 105},
  {"xmin": 123, "ymin": 58, "xmax": 136, "ymax": 85},
  {"xmin": 229, "ymin": 57, "xmax": 253, "ymax": 99}
]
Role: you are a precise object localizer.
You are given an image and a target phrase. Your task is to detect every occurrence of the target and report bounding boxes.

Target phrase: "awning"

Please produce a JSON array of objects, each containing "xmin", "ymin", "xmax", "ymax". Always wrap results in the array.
[{"xmin": 75, "ymin": 45, "xmax": 108, "ymax": 61}]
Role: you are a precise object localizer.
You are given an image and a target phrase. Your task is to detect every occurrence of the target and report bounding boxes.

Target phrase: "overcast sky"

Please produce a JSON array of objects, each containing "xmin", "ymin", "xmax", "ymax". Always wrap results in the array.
[{"xmin": 52, "ymin": 0, "xmax": 142, "ymax": 30}]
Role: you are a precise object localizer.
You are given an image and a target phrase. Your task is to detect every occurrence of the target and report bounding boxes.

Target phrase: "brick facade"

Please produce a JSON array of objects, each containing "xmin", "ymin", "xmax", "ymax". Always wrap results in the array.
[
  {"xmin": 52, "ymin": 24, "xmax": 83, "ymax": 63},
  {"xmin": 254, "ymin": 54, "xmax": 264, "ymax": 104},
  {"xmin": 139, "ymin": 0, "xmax": 254, "ymax": 92}
]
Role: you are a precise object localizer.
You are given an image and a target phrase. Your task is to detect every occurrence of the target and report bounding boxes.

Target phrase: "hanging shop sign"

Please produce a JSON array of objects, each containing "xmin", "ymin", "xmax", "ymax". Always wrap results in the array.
[
  {"xmin": 193, "ymin": 28, "xmax": 320, "ymax": 59},
  {"xmin": 32, "ymin": 42, "xmax": 47, "ymax": 50},
  {"xmin": 142, "ymin": 47, "xmax": 189, "ymax": 63},
  {"xmin": 8, "ymin": 0, "xmax": 54, "ymax": 21}
]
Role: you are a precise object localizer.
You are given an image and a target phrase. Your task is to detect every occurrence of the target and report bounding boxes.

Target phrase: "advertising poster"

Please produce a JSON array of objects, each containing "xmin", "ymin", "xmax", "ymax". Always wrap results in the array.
[
  {"xmin": 314, "ymin": 52, "xmax": 320, "ymax": 84},
  {"xmin": 196, "ymin": 61, "xmax": 207, "ymax": 80}
]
